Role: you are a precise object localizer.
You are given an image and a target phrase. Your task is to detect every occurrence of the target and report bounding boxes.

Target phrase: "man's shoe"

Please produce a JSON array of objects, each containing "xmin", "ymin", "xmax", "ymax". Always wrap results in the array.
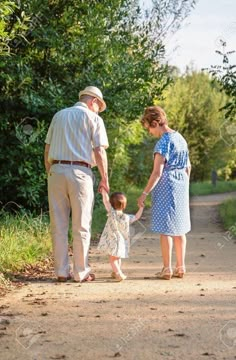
[{"xmin": 57, "ymin": 275, "xmax": 72, "ymax": 282}]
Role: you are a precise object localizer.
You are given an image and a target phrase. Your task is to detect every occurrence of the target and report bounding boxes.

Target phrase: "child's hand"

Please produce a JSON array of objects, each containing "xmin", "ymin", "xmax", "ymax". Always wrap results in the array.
[
  {"xmin": 133, "ymin": 203, "xmax": 144, "ymax": 222},
  {"xmin": 100, "ymin": 187, "xmax": 107, "ymax": 195}
]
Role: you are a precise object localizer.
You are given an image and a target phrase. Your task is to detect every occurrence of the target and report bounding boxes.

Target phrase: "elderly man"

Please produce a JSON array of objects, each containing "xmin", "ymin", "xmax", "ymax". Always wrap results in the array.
[{"xmin": 44, "ymin": 86, "xmax": 109, "ymax": 282}]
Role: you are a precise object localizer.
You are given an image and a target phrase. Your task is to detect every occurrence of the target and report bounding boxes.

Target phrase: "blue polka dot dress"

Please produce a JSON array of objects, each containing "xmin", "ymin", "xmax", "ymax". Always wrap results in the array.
[{"xmin": 151, "ymin": 132, "xmax": 191, "ymax": 236}]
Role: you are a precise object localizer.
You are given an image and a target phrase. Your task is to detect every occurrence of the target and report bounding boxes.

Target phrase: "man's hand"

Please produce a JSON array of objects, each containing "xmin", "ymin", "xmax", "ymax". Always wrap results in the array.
[
  {"xmin": 98, "ymin": 179, "xmax": 109, "ymax": 193},
  {"xmin": 100, "ymin": 187, "xmax": 111, "ymax": 212}
]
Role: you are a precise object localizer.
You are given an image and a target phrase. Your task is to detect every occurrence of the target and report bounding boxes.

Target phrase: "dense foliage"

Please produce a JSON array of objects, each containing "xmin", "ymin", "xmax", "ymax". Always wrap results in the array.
[
  {"xmin": 0, "ymin": 1, "xmax": 30, "ymax": 56},
  {"xmin": 208, "ymin": 42, "xmax": 236, "ymax": 179},
  {"xmin": 0, "ymin": 0, "xmax": 197, "ymax": 212},
  {"xmin": 209, "ymin": 42, "xmax": 236, "ymax": 124}
]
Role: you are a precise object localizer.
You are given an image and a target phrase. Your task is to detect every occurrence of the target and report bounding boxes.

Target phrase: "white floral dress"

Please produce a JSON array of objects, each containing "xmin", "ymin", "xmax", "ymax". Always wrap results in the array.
[{"xmin": 97, "ymin": 207, "xmax": 135, "ymax": 258}]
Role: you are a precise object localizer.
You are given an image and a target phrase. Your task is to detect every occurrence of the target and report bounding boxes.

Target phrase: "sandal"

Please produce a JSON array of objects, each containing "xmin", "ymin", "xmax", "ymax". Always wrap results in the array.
[
  {"xmin": 156, "ymin": 267, "xmax": 173, "ymax": 280},
  {"xmin": 173, "ymin": 266, "xmax": 186, "ymax": 278}
]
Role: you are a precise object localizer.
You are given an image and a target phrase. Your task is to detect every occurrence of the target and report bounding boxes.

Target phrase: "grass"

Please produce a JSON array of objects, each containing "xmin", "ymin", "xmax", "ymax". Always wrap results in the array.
[
  {"xmin": 0, "ymin": 185, "xmax": 150, "ymax": 274},
  {"xmin": 219, "ymin": 199, "xmax": 236, "ymax": 237},
  {"xmin": 0, "ymin": 211, "xmax": 51, "ymax": 273},
  {"xmin": 190, "ymin": 180, "xmax": 236, "ymax": 196}
]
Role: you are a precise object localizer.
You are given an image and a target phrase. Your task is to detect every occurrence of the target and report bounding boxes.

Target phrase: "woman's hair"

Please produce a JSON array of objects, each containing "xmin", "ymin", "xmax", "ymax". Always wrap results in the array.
[
  {"xmin": 141, "ymin": 106, "xmax": 168, "ymax": 127},
  {"xmin": 110, "ymin": 192, "xmax": 127, "ymax": 210}
]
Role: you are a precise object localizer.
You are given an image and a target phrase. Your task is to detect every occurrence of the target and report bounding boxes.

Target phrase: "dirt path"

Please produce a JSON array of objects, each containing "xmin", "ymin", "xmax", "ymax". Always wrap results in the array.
[{"xmin": 0, "ymin": 193, "xmax": 236, "ymax": 360}]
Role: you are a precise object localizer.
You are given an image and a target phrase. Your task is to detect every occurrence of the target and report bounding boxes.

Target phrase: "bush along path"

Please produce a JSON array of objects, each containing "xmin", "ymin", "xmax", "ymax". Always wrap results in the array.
[{"xmin": 0, "ymin": 192, "xmax": 236, "ymax": 360}]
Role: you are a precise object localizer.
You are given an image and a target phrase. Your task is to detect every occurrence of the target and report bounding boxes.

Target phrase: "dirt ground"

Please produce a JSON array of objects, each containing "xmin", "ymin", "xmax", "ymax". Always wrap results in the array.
[{"xmin": 0, "ymin": 192, "xmax": 236, "ymax": 360}]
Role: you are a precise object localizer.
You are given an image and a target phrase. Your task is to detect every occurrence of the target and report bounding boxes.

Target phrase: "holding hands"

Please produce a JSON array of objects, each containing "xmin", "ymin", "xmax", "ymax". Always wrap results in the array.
[
  {"xmin": 138, "ymin": 192, "xmax": 148, "ymax": 208},
  {"xmin": 99, "ymin": 187, "xmax": 145, "ymax": 222},
  {"xmin": 98, "ymin": 179, "xmax": 110, "ymax": 194}
]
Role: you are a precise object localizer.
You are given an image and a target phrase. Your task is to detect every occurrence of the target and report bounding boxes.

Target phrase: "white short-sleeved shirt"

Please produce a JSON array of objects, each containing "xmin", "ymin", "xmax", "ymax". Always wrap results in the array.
[{"xmin": 45, "ymin": 102, "xmax": 109, "ymax": 166}]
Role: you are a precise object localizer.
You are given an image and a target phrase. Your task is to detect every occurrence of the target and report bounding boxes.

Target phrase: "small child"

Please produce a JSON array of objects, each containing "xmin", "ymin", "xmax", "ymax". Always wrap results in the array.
[{"xmin": 97, "ymin": 189, "xmax": 144, "ymax": 281}]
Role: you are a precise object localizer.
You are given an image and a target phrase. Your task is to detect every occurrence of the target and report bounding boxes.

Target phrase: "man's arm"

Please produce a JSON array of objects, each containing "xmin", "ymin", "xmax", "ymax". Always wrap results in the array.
[
  {"xmin": 44, "ymin": 144, "xmax": 51, "ymax": 173},
  {"xmin": 94, "ymin": 146, "xmax": 109, "ymax": 193},
  {"xmin": 101, "ymin": 188, "xmax": 111, "ymax": 212}
]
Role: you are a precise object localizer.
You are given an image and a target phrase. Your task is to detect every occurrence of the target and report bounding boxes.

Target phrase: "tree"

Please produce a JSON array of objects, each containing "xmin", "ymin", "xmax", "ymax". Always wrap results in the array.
[
  {"xmin": 208, "ymin": 41, "xmax": 236, "ymax": 179},
  {"xmin": 132, "ymin": 70, "xmax": 236, "ymax": 183},
  {"xmin": 209, "ymin": 41, "xmax": 236, "ymax": 124},
  {"xmin": 0, "ymin": 0, "xmax": 196, "ymax": 211},
  {"xmin": 0, "ymin": 1, "xmax": 29, "ymax": 56},
  {"xmin": 129, "ymin": 71, "xmax": 228, "ymax": 183},
  {"xmin": 162, "ymin": 71, "xmax": 230, "ymax": 181}
]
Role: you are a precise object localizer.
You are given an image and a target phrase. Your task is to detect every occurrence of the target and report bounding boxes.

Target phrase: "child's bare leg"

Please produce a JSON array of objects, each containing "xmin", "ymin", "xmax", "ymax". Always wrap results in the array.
[
  {"xmin": 109, "ymin": 255, "xmax": 121, "ymax": 274},
  {"xmin": 109, "ymin": 256, "xmax": 126, "ymax": 281}
]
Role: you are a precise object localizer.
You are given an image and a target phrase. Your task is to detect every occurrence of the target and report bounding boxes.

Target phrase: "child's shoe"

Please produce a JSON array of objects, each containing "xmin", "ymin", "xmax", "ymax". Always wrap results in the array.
[
  {"xmin": 111, "ymin": 271, "xmax": 116, "ymax": 279},
  {"xmin": 115, "ymin": 272, "xmax": 127, "ymax": 282}
]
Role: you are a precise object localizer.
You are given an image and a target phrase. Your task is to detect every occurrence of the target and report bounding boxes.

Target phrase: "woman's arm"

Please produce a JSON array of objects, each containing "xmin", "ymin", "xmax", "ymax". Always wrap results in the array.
[
  {"xmin": 138, "ymin": 153, "xmax": 165, "ymax": 207},
  {"xmin": 186, "ymin": 158, "xmax": 191, "ymax": 178},
  {"xmin": 101, "ymin": 188, "xmax": 111, "ymax": 212}
]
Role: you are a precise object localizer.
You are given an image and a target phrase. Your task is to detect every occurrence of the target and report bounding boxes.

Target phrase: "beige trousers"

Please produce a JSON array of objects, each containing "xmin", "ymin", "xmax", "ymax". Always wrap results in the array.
[{"xmin": 48, "ymin": 164, "xmax": 94, "ymax": 281}]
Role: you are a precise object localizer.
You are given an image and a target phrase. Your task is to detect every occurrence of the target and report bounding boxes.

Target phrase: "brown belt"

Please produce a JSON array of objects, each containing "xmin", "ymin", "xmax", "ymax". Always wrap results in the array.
[{"xmin": 52, "ymin": 160, "xmax": 91, "ymax": 168}]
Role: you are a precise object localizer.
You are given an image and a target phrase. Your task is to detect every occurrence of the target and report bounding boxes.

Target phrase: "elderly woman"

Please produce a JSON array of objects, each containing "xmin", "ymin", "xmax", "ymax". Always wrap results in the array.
[{"xmin": 138, "ymin": 106, "xmax": 191, "ymax": 279}]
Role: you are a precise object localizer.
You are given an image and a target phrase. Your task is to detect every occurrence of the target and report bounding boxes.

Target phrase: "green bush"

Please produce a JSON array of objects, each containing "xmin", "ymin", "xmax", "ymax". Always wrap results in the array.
[
  {"xmin": 0, "ymin": 209, "xmax": 51, "ymax": 272},
  {"xmin": 220, "ymin": 199, "xmax": 236, "ymax": 236}
]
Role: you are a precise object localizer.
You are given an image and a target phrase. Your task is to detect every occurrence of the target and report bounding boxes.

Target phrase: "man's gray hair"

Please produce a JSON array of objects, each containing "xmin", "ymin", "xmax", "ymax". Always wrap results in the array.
[{"xmin": 80, "ymin": 94, "xmax": 95, "ymax": 103}]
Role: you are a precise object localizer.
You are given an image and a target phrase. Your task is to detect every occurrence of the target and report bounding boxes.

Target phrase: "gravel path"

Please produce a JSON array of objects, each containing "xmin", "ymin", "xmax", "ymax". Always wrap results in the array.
[{"xmin": 0, "ymin": 192, "xmax": 236, "ymax": 360}]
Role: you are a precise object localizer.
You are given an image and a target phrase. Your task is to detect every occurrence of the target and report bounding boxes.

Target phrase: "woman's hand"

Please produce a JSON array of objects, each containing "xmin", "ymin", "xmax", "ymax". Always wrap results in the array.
[{"xmin": 138, "ymin": 193, "xmax": 147, "ymax": 208}]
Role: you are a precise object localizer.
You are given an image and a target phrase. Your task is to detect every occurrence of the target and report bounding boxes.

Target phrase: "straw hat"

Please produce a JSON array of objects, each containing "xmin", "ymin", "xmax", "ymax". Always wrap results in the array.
[{"xmin": 79, "ymin": 86, "xmax": 106, "ymax": 112}]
